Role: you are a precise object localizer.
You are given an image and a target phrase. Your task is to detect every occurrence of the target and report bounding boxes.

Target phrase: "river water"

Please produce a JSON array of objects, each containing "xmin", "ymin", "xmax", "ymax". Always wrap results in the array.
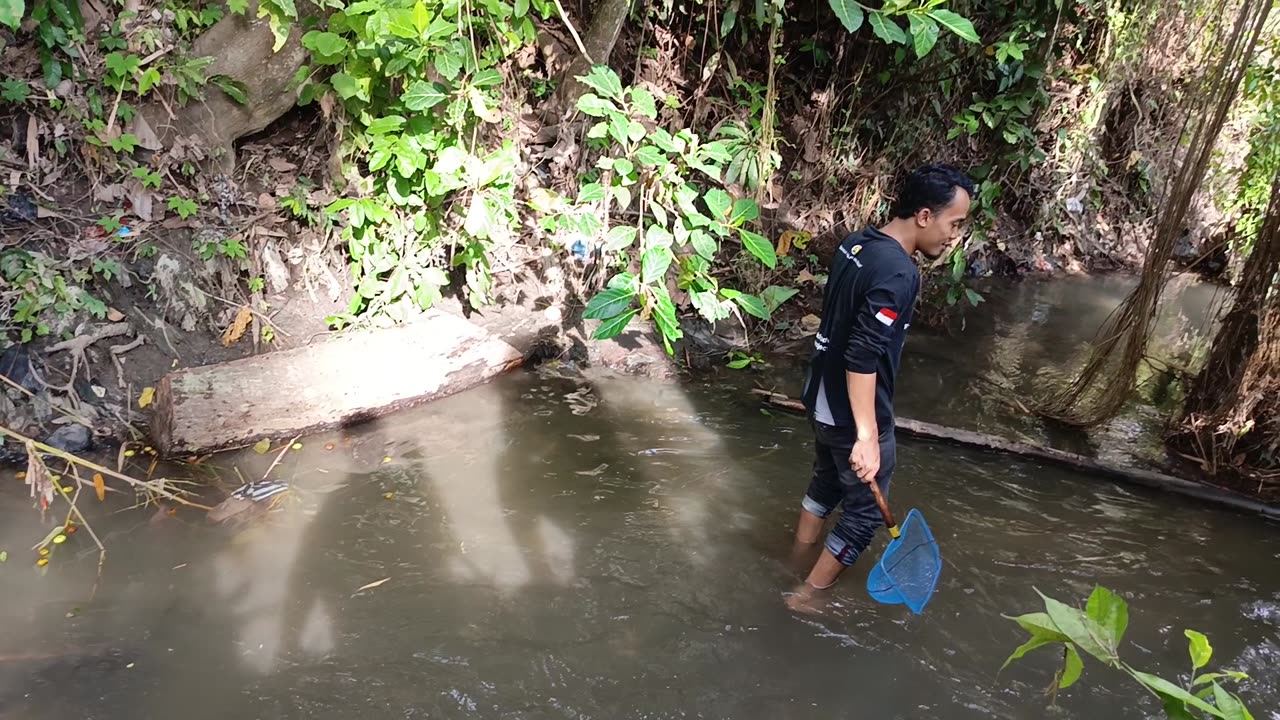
[{"xmin": 2, "ymin": 277, "xmax": 1278, "ymax": 719}]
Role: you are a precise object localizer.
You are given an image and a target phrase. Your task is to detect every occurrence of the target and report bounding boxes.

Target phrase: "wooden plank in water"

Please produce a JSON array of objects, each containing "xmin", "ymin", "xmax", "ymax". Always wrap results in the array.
[{"xmin": 151, "ymin": 312, "xmax": 524, "ymax": 456}]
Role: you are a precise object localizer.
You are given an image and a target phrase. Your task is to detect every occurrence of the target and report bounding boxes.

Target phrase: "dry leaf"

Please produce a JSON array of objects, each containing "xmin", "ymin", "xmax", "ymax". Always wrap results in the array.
[
  {"xmin": 126, "ymin": 180, "xmax": 156, "ymax": 222},
  {"xmin": 354, "ymin": 577, "xmax": 391, "ymax": 594},
  {"xmin": 128, "ymin": 114, "xmax": 163, "ymax": 151},
  {"xmin": 138, "ymin": 386, "xmax": 156, "ymax": 408},
  {"xmin": 796, "ymin": 269, "xmax": 816, "ymax": 284},
  {"xmin": 94, "ymin": 183, "xmax": 128, "ymax": 203},
  {"xmin": 257, "ymin": 192, "xmax": 278, "ymax": 210},
  {"xmin": 221, "ymin": 306, "xmax": 253, "ymax": 347},
  {"xmin": 107, "ymin": 307, "xmax": 126, "ymax": 322},
  {"xmin": 268, "ymin": 157, "xmax": 298, "ymax": 173},
  {"xmin": 93, "ymin": 472, "xmax": 106, "ymax": 502}
]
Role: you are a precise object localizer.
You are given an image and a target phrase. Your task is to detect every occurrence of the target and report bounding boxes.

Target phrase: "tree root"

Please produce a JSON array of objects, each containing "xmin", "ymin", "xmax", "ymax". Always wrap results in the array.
[{"xmin": 33, "ymin": 323, "xmax": 133, "ymax": 393}]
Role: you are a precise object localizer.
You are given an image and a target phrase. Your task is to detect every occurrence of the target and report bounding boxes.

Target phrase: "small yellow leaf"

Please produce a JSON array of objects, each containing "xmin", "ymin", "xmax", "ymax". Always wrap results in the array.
[
  {"xmin": 382, "ymin": 456, "xmax": 392, "ymax": 464},
  {"xmin": 38, "ymin": 547, "xmax": 49, "ymax": 557},
  {"xmin": 60, "ymin": 486, "xmax": 73, "ymax": 494},
  {"xmin": 291, "ymin": 442, "xmax": 303, "ymax": 450},
  {"xmin": 383, "ymin": 492, "xmax": 395, "ymax": 500},
  {"xmin": 221, "ymin": 306, "xmax": 253, "ymax": 347},
  {"xmin": 53, "ymin": 534, "xmax": 66, "ymax": 544},
  {"xmin": 36, "ymin": 558, "xmax": 49, "ymax": 567},
  {"xmin": 138, "ymin": 387, "xmax": 156, "ymax": 409},
  {"xmin": 93, "ymin": 473, "xmax": 105, "ymax": 502},
  {"xmin": 124, "ymin": 450, "xmax": 137, "ymax": 457},
  {"xmin": 0, "ymin": 551, "xmax": 7, "ymax": 562},
  {"xmin": 15, "ymin": 471, "xmax": 25, "ymax": 479},
  {"xmin": 253, "ymin": 439, "xmax": 272, "ymax": 454}
]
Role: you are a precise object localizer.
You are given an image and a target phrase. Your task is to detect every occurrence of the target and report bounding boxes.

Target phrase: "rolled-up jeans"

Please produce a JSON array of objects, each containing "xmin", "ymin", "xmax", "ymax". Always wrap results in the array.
[{"xmin": 801, "ymin": 419, "xmax": 896, "ymax": 566}]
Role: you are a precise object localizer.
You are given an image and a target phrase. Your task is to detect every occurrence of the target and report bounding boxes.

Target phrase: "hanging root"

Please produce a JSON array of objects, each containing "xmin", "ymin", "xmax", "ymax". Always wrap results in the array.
[{"xmin": 1038, "ymin": 0, "xmax": 1275, "ymax": 427}]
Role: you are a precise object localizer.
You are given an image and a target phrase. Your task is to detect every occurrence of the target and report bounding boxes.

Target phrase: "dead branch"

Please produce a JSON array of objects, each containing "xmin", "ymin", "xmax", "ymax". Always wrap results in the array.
[{"xmin": 37, "ymin": 323, "xmax": 133, "ymax": 392}]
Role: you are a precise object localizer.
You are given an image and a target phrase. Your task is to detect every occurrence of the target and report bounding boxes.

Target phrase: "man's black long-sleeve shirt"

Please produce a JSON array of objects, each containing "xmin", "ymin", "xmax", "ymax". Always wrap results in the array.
[{"xmin": 800, "ymin": 226, "xmax": 920, "ymax": 434}]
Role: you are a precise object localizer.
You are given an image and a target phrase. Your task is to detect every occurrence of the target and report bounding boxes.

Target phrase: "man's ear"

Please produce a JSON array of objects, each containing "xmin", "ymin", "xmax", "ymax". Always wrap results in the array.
[{"xmin": 914, "ymin": 208, "xmax": 933, "ymax": 228}]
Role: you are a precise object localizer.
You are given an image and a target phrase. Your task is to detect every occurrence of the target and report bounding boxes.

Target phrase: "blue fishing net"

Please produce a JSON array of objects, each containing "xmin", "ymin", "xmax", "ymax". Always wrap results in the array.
[{"xmin": 866, "ymin": 508, "xmax": 941, "ymax": 614}]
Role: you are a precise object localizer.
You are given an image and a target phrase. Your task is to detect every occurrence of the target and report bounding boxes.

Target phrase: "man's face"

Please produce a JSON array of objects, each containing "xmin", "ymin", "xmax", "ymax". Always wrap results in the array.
[{"xmin": 915, "ymin": 188, "xmax": 972, "ymax": 260}]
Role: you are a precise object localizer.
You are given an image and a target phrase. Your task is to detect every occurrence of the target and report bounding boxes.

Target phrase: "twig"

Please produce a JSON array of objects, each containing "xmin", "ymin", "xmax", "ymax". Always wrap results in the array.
[
  {"xmin": 0, "ymin": 425, "xmax": 211, "ymax": 510},
  {"xmin": 193, "ymin": 287, "xmax": 291, "ymax": 338},
  {"xmin": 109, "ymin": 335, "xmax": 147, "ymax": 389},
  {"xmin": 38, "ymin": 323, "xmax": 133, "ymax": 392},
  {"xmin": 262, "ymin": 435, "xmax": 300, "ymax": 481},
  {"xmin": 0, "ymin": 373, "xmax": 95, "ymax": 427},
  {"xmin": 553, "ymin": 0, "xmax": 593, "ymax": 64}
]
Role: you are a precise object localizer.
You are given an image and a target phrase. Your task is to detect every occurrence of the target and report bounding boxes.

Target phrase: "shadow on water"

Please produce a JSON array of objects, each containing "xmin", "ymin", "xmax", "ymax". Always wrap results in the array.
[{"xmin": 2, "ymin": 276, "xmax": 1278, "ymax": 719}]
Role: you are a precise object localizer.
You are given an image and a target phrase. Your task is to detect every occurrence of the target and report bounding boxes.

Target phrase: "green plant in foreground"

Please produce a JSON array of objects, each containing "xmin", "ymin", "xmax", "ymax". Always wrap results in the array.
[{"xmin": 1005, "ymin": 586, "xmax": 1254, "ymax": 718}]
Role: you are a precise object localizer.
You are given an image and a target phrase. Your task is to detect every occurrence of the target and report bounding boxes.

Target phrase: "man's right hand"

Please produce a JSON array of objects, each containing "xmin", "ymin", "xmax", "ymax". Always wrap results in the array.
[{"xmin": 848, "ymin": 436, "xmax": 880, "ymax": 484}]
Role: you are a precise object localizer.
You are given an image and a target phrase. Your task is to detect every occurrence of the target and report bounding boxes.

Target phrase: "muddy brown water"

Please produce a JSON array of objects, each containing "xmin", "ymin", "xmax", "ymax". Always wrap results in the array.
[{"xmin": 2, "ymin": 276, "xmax": 1278, "ymax": 719}]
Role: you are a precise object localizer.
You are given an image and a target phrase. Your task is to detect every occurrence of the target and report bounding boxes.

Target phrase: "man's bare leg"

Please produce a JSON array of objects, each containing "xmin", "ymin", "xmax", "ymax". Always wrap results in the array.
[
  {"xmin": 794, "ymin": 509, "xmax": 825, "ymax": 544},
  {"xmin": 804, "ymin": 549, "xmax": 846, "ymax": 588}
]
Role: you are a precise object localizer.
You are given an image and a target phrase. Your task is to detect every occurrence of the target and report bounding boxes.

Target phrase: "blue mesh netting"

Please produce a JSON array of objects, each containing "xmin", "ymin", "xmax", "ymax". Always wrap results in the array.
[{"xmin": 866, "ymin": 508, "xmax": 941, "ymax": 614}]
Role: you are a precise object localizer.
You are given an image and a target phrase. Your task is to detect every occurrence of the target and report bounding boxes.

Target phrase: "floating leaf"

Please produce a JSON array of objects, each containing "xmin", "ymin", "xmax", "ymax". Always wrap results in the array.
[
  {"xmin": 138, "ymin": 387, "xmax": 155, "ymax": 409},
  {"xmin": 221, "ymin": 306, "xmax": 253, "ymax": 347},
  {"xmin": 52, "ymin": 534, "xmax": 66, "ymax": 545},
  {"xmin": 291, "ymin": 442, "xmax": 303, "ymax": 450},
  {"xmin": 0, "ymin": 551, "xmax": 7, "ymax": 562},
  {"xmin": 354, "ymin": 577, "xmax": 391, "ymax": 593},
  {"xmin": 93, "ymin": 473, "xmax": 105, "ymax": 502},
  {"xmin": 36, "ymin": 557, "xmax": 49, "ymax": 567},
  {"xmin": 253, "ymin": 439, "xmax": 272, "ymax": 454}
]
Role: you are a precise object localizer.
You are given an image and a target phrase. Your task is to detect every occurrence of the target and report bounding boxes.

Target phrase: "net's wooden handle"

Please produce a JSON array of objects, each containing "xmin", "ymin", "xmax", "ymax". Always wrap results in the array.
[{"xmin": 867, "ymin": 479, "xmax": 897, "ymax": 533}]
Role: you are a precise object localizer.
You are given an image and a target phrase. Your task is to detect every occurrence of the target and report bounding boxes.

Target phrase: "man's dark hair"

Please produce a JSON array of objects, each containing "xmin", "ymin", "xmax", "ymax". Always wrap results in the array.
[{"xmin": 890, "ymin": 163, "xmax": 975, "ymax": 220}]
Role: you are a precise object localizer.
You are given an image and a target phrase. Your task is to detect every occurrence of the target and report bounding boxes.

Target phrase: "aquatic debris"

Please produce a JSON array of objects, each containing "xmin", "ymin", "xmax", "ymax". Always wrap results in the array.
[
  {"xmin": 208, "ymin": 481, "xmax": 292, "ymax": 523},
  {"xmin": 93, "ymin": 473, "xmax": 105, "ymax": 502},
  {"xmin": 576, "ymin": 464, "xmax": 608, "ymax": 476},
  {"xmin": 253, "ymin": 439, "xmax": 272, "ymax": 454},
  {"xmin": 353, "ymin": 577, "xmax": 391, "ymax": 594},
  {"xmin": 568, "ymin": 434, "xmax": 600, "ymax": 442},
  {"xmin": 138, "ymin": 387, "xmax": 155, "ymax": 409},
  {"xmin": 564, "ymin": 387, "xmax": 597, "ymax": 415}
]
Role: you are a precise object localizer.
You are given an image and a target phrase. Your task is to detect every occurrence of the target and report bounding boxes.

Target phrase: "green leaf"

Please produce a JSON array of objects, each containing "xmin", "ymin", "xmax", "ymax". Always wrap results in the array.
[
  {"xmin": 828, "ymin": 0, "xmax": 863, "ymax": 33},
  {"xmin": 604, "ymin": 226, "xmax": 638, "ymax": 251},
  {"xmin": 629, "ymin": 87, "xmax": 658, "ymax": 119},
  {"xmin": 1001, "ymin": 634, "xmax": 1059, "ymax": 671},
  {"xmin": 1132, "ymin": 672, "xmax": 1226, "ymax": 718},
  {"xmin": 578, "ymin": 183, "xmax": 606, "ymax": 203},
  {"xmin": 367, "ymin": 115, "xmax": 406, "ymax": 135},
  {"xmin": 1059, "ymin": 644, "xmax": 1083, "ymax": 689},
  {"xmin": 908, "ymin": 14, "xmax": 940, "ymax": 58},
  {"xmin": 472, "ymin": 68, "xmax": 503, "ymax": 87},
  {"xmin": 729, "ymin": 198, "xmax": 759, "ymax": 226},
  {"xmin": 1193, "ymin": 672, "xmax": 1250, "ymax": 687},
  {"xmin": 645, "ymin": 224, "xmax": 674, "ymax": 249},
  {"xmin": 577, "ymin": 65, "xmax": 623, "ymax": 101},
  {"xmin": 739, "ymin": 229, "xmax": 776, "ymax": 268},
  {"xmin": 211, "ymin": 76, "xmax": 249, "ymax": 105},
  {"xmin": 301, "ymin": 31, "xmax": 348, "ymax": 58},
  {"xmin": 227, "ymin": 0, "xmax": 247, "ymax": 13},
  {"xmin": 593, "ymin": 308, "xmax": 638, "ymax": 340},
  {"xmin": 641, "ymin": 246, "xmax": 674, "ymax": 284},
  {"xmin": 584, "ymin": 287, "xmax": 635, "ymax": 320},
  {"xmin": 635, "ymin": 145, "xmax": 667, "ymax": 167},
  {"xmin": 403, "ymin": 81, "xmax": 449, "ymax": 111},
  {"xmin": 964, "ymin": 288, "xmax": 984, "ymax": 306},
  {"xmin": 1085, "ymin": 586, "xmax": 1129, "ymax": 648},
  {"xmin": 651, "ymin": 284, "xmax": 681, "ymax": 348},
  {"xmin": 704, "ymin": 189, "xmax": 732, "ymax": 220},
  {"xmin": 690, "ymin": 230, "xmax": 717, "ymax": 260},
  {"xmin": 1038, "ymin": 591, "xmax": 1117, "ymax": 664},
  {"xmin": 761, "ymin": 285, "xmax": 799, "ymax": 312},
  {"xmin": 1185, "ymin": 630, "xmax": 1213, "ymax": 671},
  {"xmin": 463, "ymin": 194, "xmax": 492, "ymax": 238},
  {"xmin": 331, "ymin": 72, "xmax": 361, "ymax": 100},
  {"xmin": 514, "ymin": 0, "xmax": 529, "ymax": 16},
  {"xmin": 608, "ymin": 114, "xmax": 631, "ymax": 147},
  {"xmin": 869, "ymin": 12, "xmax": 907, "ymax": 45},
  {"xmin": 435, "ymin": 49, "xmax": 463, "ymax": 81},
  {"xmin": 722, "ymin": 289, "xmax": 769, "ymax": 320},
  {"xmin": 928, "ymin": 9, "xmax": 979, "ymax": 43},
  {"xmin": 1212, "ymin": 683, "xmax": 1254, "ymax": 720}
]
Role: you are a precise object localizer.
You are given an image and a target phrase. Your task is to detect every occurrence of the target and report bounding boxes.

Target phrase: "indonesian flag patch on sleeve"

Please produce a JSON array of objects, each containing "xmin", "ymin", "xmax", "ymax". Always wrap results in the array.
[{"xmin": 874, "ymin": 307, "xmax": 898, "ymax": 327}]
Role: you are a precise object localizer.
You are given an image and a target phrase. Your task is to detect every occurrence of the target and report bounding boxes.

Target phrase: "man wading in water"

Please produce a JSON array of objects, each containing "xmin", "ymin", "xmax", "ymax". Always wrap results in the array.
[{"xmin": 787, "ymin": 164, "xmax": 973, "ymax": 611}]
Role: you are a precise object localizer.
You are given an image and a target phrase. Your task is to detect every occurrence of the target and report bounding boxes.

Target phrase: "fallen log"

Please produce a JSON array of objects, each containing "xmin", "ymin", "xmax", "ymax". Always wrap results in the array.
[
  {"xmin": 750, "ymin": 389, "xmax": 1280, "ymax": 522},
  {"xmin": 151, "ymin": 312, "xmax": 524, "ymax": 456}
]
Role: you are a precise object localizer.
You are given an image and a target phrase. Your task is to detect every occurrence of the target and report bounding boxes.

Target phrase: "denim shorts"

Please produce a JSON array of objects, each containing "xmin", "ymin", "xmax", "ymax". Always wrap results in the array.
[{"xmin": 801, "ymin": 420, "xmax": 897, "ymax": 566}]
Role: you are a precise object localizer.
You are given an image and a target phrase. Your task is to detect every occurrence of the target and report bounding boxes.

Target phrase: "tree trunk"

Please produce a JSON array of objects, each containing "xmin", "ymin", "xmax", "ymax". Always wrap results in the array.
[
  {"xmin": 151, "ymin": 312, "xmax": 524, "ymax": 456},
  {"xmin": 750, "ymin": 390, "xmax": 1280, "ymax": 520},
  {"xmin": 553, "ymin": 0, "xmax": 633, "ymax": 114}
]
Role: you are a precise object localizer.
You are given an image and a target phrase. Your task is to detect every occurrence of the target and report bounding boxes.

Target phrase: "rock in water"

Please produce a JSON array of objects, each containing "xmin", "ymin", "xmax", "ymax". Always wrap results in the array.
[{"xmin": 44, "ymin": 424, "xmax": 92, "ymax": 454}]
